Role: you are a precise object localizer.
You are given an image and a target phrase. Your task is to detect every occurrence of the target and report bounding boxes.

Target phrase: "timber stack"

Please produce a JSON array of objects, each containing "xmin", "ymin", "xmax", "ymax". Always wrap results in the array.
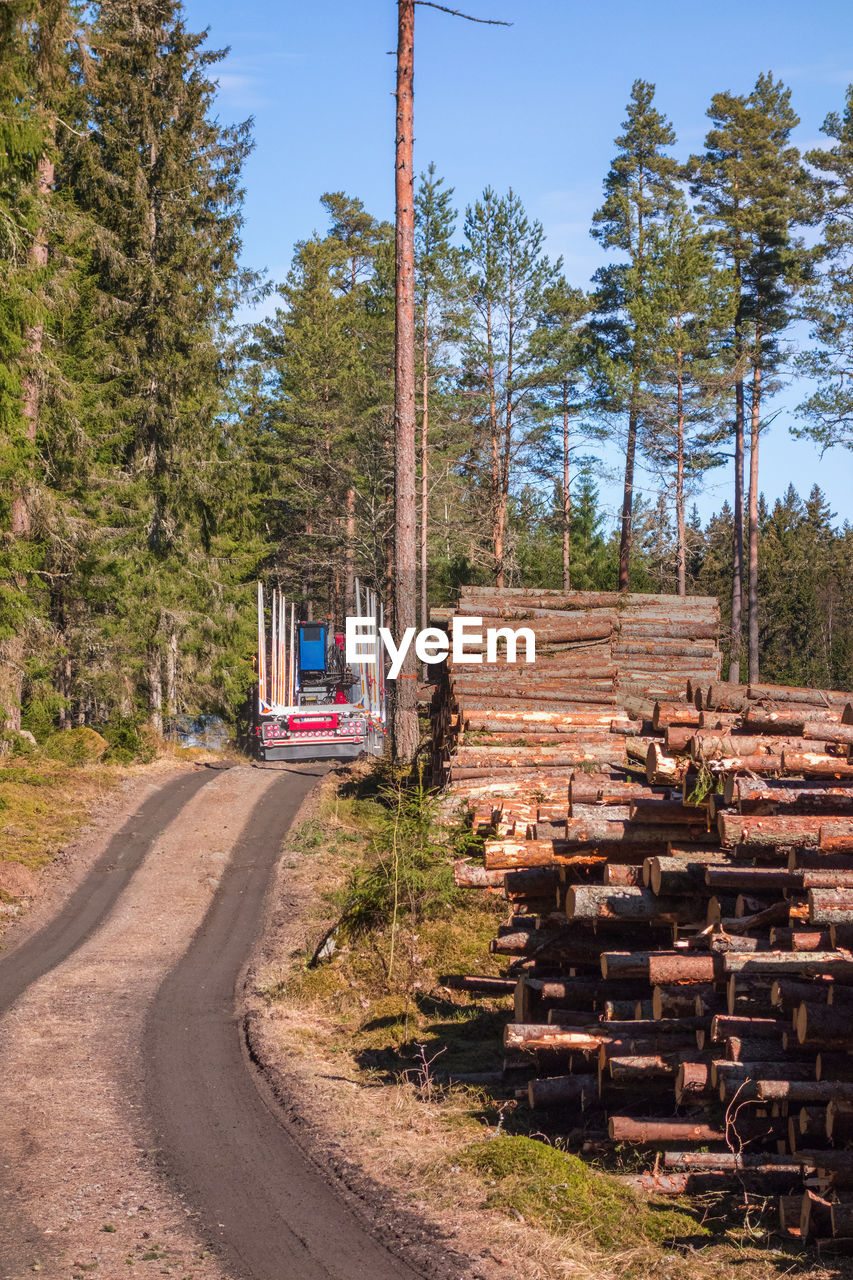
[{"xmin": 435, "ymin": 587, "xmax": 853, "ymax": 1244}]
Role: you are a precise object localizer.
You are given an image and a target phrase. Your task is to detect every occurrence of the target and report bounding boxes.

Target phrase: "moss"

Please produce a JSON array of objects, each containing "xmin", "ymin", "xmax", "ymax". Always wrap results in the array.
[
  {"xmin": 461, "ymin": 1135, "xmax": 704, "ymax": 1252},
  {"xmin": 43, "ymin": 727, "xmax": 108, "ymax": 764}
]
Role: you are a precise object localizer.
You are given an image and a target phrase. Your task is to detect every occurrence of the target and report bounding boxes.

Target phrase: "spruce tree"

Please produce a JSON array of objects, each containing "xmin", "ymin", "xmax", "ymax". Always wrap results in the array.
[
  {"xmin": 690, "ymin": 73, "xmax": 810, "ymax": 680},
  {"xmin": 63, "ymin": 0, "xmax": 254, "ymax": 725},
  {"xmin": 590, "ymin": 79, "xmax": 681, "ymax": 591}
]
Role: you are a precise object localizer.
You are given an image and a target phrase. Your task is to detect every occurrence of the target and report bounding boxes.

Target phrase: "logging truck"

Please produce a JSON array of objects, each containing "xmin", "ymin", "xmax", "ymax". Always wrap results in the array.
[{"xmin": 252, "ymin": 582, "xmax": 386, "ymax": 763}]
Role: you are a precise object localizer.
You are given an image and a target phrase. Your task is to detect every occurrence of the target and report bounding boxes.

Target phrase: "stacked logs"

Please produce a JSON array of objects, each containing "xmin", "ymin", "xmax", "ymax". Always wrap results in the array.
[
  {"xmin": 430, "ymin": 588, "xmax": 722, "ymax": 803},
  {"xmin": 437, "ymin": 590, "xmax": 853, "ymax": 1242}
]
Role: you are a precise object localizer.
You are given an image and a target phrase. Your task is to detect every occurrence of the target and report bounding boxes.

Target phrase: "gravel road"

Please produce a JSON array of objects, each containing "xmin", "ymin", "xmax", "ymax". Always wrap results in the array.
[{"xmin": 0, "ymin": 763, "xmax": 427, "ymax": 1280}]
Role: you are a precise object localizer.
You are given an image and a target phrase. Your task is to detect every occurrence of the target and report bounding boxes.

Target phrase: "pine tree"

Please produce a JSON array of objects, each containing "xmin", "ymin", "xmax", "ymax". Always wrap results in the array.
[
  {"xmin": 795, "ymin": 84, "xmax": 853, "ymax": 454},
  {"xmin": 530, "ymin": 278, "xmax": 598, "ymax": 590},
  {"xmin": 641, "ymin": 205, "xmax": 734, "ymax": 594},
  {"xmin": 463, "ymin": 187, "xmax": 559, "ymax": 586},
  {"xmin": 690, "ymin": 73, "xmax": 810, "ymax": 681},
  {"xmin": 414, "ymin": 163, "xmax": 466, "ymax": 634},
  {"xmin": 247, "ymin": 195, "xmax": 393, "ymax": 623},
  {"xmin": 590, "ymin": 79, "xmax": 681, "ymax": 591}
]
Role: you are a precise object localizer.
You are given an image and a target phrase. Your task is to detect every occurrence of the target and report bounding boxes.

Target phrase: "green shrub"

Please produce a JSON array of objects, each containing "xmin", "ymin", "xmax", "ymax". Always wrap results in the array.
[
  {"xmin": 335, "ymin": 768, "xmax": 458, "ymax": 941},
  {"xmin": 102, "ymin": 716, "xmax": 156, "ymax": 764}
]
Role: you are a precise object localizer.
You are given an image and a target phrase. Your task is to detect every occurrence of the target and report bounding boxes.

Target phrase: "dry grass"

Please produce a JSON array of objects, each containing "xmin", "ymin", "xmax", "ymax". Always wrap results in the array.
[{"xmin": 255, "ymin": 765, "xmax": 853, "ymax": 1280}]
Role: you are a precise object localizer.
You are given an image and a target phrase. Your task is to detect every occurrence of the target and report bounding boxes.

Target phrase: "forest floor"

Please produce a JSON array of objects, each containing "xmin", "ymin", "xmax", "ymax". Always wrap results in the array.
[{"xmin": 245, "ymin": 761, "xmax": 853, "ymax": 1280}]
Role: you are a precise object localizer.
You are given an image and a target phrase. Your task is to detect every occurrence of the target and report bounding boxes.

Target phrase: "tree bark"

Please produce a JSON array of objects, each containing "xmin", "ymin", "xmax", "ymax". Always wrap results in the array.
[
  {"xmin": 391, "ymin": 0, "xmax": 419, "ymax": 763},
  {"xmin": 562, "ymin": 379, "xmax": 571, "ymax": 591},
  {"xmin": 618, "ymin": 369, "xmax": 640, "ymax": 591},
  {"xmin": 344, "ymin": 486, "xmax": 355, "ymax": 616},
  {"xmin": 748, "ymin": 359, "xmax": 761, "ymax": 681},
  {"xmin": 675, "ymin": 350, "xmax": 686, "ymax": 595},
  {"xmin": 420, "ymin": 296, "xmax": 429, "ymax": 637}
]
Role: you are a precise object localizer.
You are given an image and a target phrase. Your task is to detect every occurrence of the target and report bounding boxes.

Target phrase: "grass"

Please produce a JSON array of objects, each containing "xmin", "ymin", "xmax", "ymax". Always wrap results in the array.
[
  {"xmin": 461, "ymin": 1135, "xmax": 702, "ymax": 1252},
  {"xmin": 0, "ymin": 729, "xmax": 235, "ymax": 896}
]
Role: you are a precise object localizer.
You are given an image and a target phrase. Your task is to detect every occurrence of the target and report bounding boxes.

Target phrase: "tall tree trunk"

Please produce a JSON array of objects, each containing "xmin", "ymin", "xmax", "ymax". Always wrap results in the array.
[
  {"xmin": 747, "ymin": 358, "xmax": 761, "ymax": 682},
  {"xmin": 618, "ymin": 367, "xmax": 641, "ymax": 591},
  {"xmin": 676, "ymin": 352, "xmax": 686, "ymax": 597},
  {"xmin": 562, "ymin": 380, "xmax": 571, "ymax": 592},
  {"xmin": 344, "ymin": 485, "xmax": 356, "ymax": 617},
  {"xmin": 728, "ymin": 372, "xmax": 745, "ymax": 681},
  {"xmin": 165, "ymin": 627, "xmax": 178, "ymax": 720},
  {"xmin": 487, "ymin": 307, "xmax": 502, "ymax": 587},
  {"xmin": 148, "ymin": 646, "xmax": 163, "ymax": 734},
  {"xmin": 303, "ymin": 520, "xmax": 314, "ymax": 621},
  {"xmin": 420, "ymin": 303, "xmax": 429, "ymax": 634},
  {"xmin": 391, "ymin": 0, "xmax": 418, "ymax": 763}
]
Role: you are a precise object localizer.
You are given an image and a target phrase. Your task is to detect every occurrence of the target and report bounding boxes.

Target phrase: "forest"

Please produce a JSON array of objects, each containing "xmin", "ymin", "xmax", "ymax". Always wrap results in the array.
[{"xmin": 1, "ymin": 0, "xmax": 852, "ymax": 741}]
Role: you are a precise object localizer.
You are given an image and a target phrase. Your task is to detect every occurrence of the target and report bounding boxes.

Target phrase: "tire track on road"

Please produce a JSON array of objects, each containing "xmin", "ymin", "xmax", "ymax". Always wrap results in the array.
[{"xmin": 144, "ymin": 766, "xmax": 427, "ymax": 1280}]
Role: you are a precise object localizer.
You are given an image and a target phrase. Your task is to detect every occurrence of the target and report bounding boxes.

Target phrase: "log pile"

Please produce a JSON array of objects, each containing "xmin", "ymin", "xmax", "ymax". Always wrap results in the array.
[{"xmin": 435, "ymin": 588, "xmax": 853, "ymax": 1242}]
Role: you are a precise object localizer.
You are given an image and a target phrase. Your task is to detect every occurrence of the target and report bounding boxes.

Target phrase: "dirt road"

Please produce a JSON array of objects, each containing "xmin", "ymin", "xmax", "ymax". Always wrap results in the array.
[{"xmin": 0, "ymin": 764, "xmax": 427, "ymax": 1280}]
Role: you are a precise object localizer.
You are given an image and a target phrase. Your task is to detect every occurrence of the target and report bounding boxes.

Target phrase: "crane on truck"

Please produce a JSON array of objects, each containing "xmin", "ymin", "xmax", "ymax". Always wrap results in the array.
[{"xmin": 252, "ymin": 582, "xmax": 386, "ymax": 763}]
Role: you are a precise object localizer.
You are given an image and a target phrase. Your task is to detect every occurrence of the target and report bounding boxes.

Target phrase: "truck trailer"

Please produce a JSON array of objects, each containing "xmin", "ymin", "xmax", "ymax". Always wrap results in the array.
[{"xmin": 252, "ymin": 584, "xmax": 386, "ymax": 763}]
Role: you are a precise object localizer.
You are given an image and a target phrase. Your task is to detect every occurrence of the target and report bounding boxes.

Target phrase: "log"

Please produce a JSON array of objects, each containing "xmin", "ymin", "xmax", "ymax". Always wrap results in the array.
[
  {"xmin": 727, "ymin": 777, "xmax": 853, "ymax": 814},
  {"xmin": 690, "ymin": 732, "xmax": 808, "ymax": 760},
  {"xmin": 608, "ymin": 1116, "xmax": 724, "ymax": 1143},
  {"xmin": 645, "ymin": 742, "xmax": 689, "ymax": 785},
  {"xmin": 503, "ymin": 1024, "xmax": 601, "ymax": 1053},
  {"xmin": 628, "ymin": 799, "xmax": 708, "ymax": 826},
  {"xmin": 652, "ymin": 983, "xmax": 715, "ymax": 1019},
  {"xmin": 652, "ymin": 701, "xmax": 702, "ymax": 730},
  {"xmin": 711, "ymin": 1015, "xmax": 783, "ymax": 1041},
  {"xmin": 782, "ymin": 752, "xmax": 853, "ymax": 779},
  {"xmin": 645, "ymin": 854, "xmax": 725, "ymax": 895},
  {"xmin": 747, "ymin": 684, "xmax": 851, "ymax": 708},
  {"xmin": 705, "ymin": 865, "xmax": 803, "ymax": 890},
  {"xmin": 602, "ymin": 864, "xmax": 644, "ymax": 886},
  {"xmin": 718, "ymin": 813, "xmax": 824, "ymax": 849},
  {"xmin": 675, "ymin": 1062, "xmax": 711, "ymax": 1102},
  {"xmin": 453, "ymin": 861, "xmax": 506, "ymax": 888},
  {"xmin": 566, "ymin": 885, "xmax": 694, "ymax": 923},
  {"xmin": 795, "ymin": 1003, "xmax": 853, "ymax": 1047},
  {"xmin": 826, "ymin": 1100, "xmax": 853, "ymax": 1141},
  {"xmin": 527, "ymin": 1074, "xmax": 597, "ymax": 1109},
  {"xmin": 757, "ymin": 1081, "xmax": 853, "ymax": 1102},
  {"xmin": 809, "ymin": 887, "xmax": 853, "ymax": 925},
  {"xmin": 743, "ymin": 708, "xmax": 840, "ymax": 735},
  {"xmin": 722, "ymin": 951, "xmax": 853, "ymax": 978},
  {"xmin": 768, "ymin": 927, "xmax": 832, "ymax": 951},
  {"xmin": 804, "ymin": 722, "xmax": 853, "ymax": 746},
  {"xmin": 820, "ymin": 820, "xmax": 853, "ymax": 852},
  {"xmin": 607, "ymin": 1054, "xmax": 678, "ymax": 1080},
  {"xmin": 569, "ymin": 773, "xmax": 663, "ymax": 807},
  {"xmin": 801, "ymin": 1189, "xmax": 834, "ymax": 1240},
  {"xmin": 662, "ymin": 1151, "xmax": 802, "ymax": 1171},
  {"xmin": 647, "ymin": 953, "xmax": 716, "ymax": 985}
]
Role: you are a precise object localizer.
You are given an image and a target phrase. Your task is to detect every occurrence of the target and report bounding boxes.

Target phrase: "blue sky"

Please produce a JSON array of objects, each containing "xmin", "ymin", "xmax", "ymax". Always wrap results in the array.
[{"xmin": 183, "ymin": 0, "xmax": 853, "ymax": 529}]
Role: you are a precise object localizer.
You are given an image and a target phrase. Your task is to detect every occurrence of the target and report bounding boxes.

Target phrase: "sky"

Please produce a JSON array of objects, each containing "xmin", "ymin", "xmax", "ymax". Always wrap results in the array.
[{"xmin": 182, "ymin": 0, "xmax": 853, "ymax": 531}]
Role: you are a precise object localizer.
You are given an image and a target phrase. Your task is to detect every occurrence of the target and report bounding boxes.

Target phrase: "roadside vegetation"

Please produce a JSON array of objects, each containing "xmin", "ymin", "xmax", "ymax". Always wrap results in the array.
[
  {"xmin": 256, "ymin": 761, "xmax": 837, "ymax": 1280},
  {"xmin": 0, "ymin": 723, "xmax": 227, "ymax": 931}
]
